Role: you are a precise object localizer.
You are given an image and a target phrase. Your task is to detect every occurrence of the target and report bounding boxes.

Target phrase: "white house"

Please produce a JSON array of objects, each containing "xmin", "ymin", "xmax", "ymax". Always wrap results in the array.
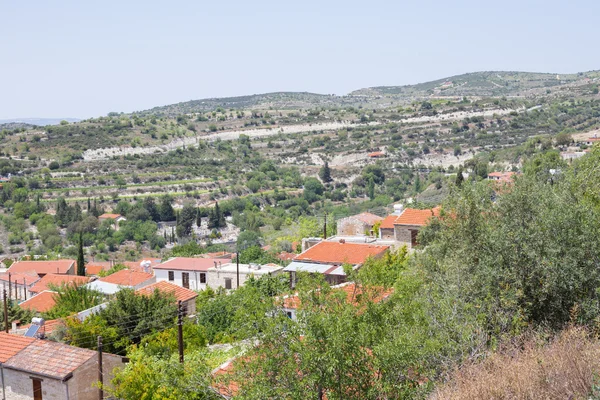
[
  {"xmin": 153, "ymin": 257, "xmax": 232, "ymax": 291},
  {"xmin": 206, "ymin": 262, "xmax": 283, "ymax": 290}
]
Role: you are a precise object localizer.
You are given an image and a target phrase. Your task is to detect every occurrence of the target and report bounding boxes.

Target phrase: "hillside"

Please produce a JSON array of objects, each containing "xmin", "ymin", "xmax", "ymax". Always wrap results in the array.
[{"xmin": 351, "ymin": 70, "xmax": 600, "ymax": 97}]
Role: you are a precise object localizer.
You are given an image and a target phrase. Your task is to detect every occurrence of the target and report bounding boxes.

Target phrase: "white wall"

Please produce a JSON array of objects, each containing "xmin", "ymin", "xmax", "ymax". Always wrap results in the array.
[
  {"xmin": 154, "ymin": 269, "xmax": 207, "ymax": 291},
  {"xmin": 2, "ymin": 368, "xmax": 65, "ymax": 400}
]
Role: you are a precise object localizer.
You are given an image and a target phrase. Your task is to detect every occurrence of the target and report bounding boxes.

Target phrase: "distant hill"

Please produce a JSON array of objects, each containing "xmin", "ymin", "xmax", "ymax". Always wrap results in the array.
[
  {"xmin": 135, "ymin": 92, "xmax": 340, "ymax": 116},
  {"xmin": 351, "ymin": 70, "xmax": 600, "ymax": 97},
  {"xmin": 134, "ymin": 70, "xmax": 600, "ymax": 116},
  {"xmin": 0, "ymin": 118, "xmax": 81, "ymax": 126}
]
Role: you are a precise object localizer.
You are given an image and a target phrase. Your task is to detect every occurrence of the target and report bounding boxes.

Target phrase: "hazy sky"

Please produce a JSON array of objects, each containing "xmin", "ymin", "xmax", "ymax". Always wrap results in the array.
[{"xmin": 2, "ymin": 0, "xmax": 599, "ymax": 119}]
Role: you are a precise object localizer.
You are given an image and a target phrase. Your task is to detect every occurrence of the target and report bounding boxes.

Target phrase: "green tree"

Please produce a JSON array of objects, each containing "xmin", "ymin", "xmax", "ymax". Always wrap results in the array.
[
  {"xmin": 159, "ymin": 195, "xmax": 176, "ymax": 222},
  {"xmin": 77, "ymin": 232, "xmax": 85, "ymax": 276},
  {"xmin": 177, "ymin": 203, "xmax": 196, "ymax": 237},
  {"xmin": 45, "ymin": 283, "xmax": 103, "ymax": 319},
  {"xmin": 367, "ymin": 178, "xmax": 375, "ymax": 200},
  {"xmin": 208, "ymin": 202, "xmax": 226, "ymax": 229},
  {"xmin": 319, "ymin": 161, "xmax": 332, "ymax": 183}
]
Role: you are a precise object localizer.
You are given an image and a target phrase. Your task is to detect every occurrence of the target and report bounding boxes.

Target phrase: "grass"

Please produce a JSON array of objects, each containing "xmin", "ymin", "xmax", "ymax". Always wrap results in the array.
[{"xmin": 431, "ymin": 327, "xmax": 600, "ymax": 400}]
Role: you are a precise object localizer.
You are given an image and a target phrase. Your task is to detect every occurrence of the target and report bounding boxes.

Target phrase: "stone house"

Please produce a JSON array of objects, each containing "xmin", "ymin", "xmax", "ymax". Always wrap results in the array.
[
  {"xmin": 0, "ymin": 332, "xmax": 126, "ymax": 400},
  {"xmin": 153, "ymin": 257, "xmax": 232, "ymax": 291},
  {"xmin": 379, "ymin": 207, "xmax": 440, "ymax": 248},
  {"xmin": 336, "ymin": 212, "xmax": 383, "ymax": 237}
]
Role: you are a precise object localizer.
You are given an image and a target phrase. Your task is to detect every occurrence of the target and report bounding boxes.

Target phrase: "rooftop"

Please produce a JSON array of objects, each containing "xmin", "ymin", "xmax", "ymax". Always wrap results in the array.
[
  {"xmin": 207, "ymin": 262, "xmax": 283, "ymax": 275},
  {"xmin": 4, "ymin": 338, "xmax": 96, "ymax": 380},
  {"xmin": 0, "ymin": 332, "xmax": 35, "ymax": 363},
  {"xmin": 98, "ymin": 213, "xmax": 124, "ymax": 219},
  {"xmin": 282, "ymin": 282, "xmax": 394, "ymax": 309},
  {"xmin": 19, "ymin": 291, "xmax": 57, "ymax": 313},
  {"xmin": 154, "ymin": 257, "xmax": 233, "ymax": 272},
  {"xmin": 0, "ymin": 271, "xmax": 40, "ymax": 286},
  {"xmin": 283, "ymin": 261, "xmax": 346, "ymax": 276},
  {"xmin": 349, "ymin": 212, "xmax": 384, "ymax": 225},
  {"xmin": 137, "ymin": 281, "xmax": 198, "ymax": 303},
  {"xmin": 29, "ymin": 274, "xmax": 90, "ymax": 294},
  {"xmin": 294, "ymin": 241, "xmax": 389, "ymax": 265},
  {"xmin": 380, "ymin": 214, "xmax": 399, "ymax": 229},
  {"xmin": 98, "ymin": 269, "xmax": 154, "ymax": 287},
  {"xmin": 84, "ymin": 280, "xmax": 122, "ymax": 295},
  {"xmin": 8, "ymin": 259, "xmax": 75, "ymax": 276},
  {"xmin": 393, "ymin": 207, "xmax": 441, "ymax": 227}
]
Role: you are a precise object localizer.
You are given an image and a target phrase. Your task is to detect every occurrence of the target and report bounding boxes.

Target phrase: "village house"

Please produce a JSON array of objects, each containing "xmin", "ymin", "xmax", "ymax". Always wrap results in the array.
[
  {"xmin": 0, "ymin": 272, "xmax": 40, "ymax": 301},
  {"xmin": 283, "ymin": 240, "xmax": 389, "ymax": 287},
  {"xmin": 96, "ymin": 269, "xmax": 155, "ymax": 290},
  {"xmin": 28, "ymin": 274, "xmax": 90, "ymax": 297},
  {"xmin": 7, "ymin": 260, "xmax": 76, "ymax": 278},
  {"xmin": 97, "ymin": 213, "xmax": 127, "ymax": 230},
  {"xmin": 206, "ymin": 262, "xmax": 283, "ymax": 290},
  {"xmin": 0, "ymin": 332, "xmax": 126, "ymax": 400},
  {"xmin": 487, "ymin": 171, "xmax": 517, "ymax": 182},
  {"xmin": 153, "ymin": 257, "xmax": 232, "ymax": 290},
  {"xmin": 379, "ymin": 206, "xmax": 440, "ymax": 248},
  {"xmin": 336, "ymin": 212, "xmax": 383, "ymax": 237},
  {"xmin": 136, "ymin": 280, "xmax": 198, "ymax": 315}
]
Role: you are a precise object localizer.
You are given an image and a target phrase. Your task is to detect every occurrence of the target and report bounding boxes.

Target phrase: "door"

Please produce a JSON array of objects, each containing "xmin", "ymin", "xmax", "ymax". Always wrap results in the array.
[
  {"xmin": 32, "ymin": 379, "xmax": 43, "ymax": 400},
  {"xmin": 224, "ymin": 278, "xmax": 232, "ymax": 290},
  {"xmin": 410, "ymin": 229, "xmax": 418, "ymax": 247},
  {"xmin": 182, "ymin": 272, "xmax": 190, "ymax": 289}
]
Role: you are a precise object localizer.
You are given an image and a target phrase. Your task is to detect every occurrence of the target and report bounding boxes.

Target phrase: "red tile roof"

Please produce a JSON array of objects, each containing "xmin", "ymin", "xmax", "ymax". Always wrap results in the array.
[
  {"xmin": 8, "ymin": 260, "xmax": 75, "ymax": 276},
  {"xmin": 19, "ymin": 291, "xmax": 57, "ymax": 313},
  {"xmin": 0, "ymin": 332, "xmax": 35, "ymax": 363},
  {"xmin": 85, "ymin": 264, "xmax": 109, "ymax": 276},
  {"xmin": 394, "ymin": 207, "xmax": 441, "ymax": 226},
  {"xmin": 154, "ymin": 257, "xmax": 231, "ymax": 272},
  {"xmin": 282, "ymin": 282, "xmax": 394, "ymax": 309},
  {"xmin": 98, "ymin": 213, "xmax": 123, "ymax": 219},
  {"xmin": 488, "ymin": 171, "xmax": 517, "ymax": 182},
  {"xmin": 29, "ymin": 274, "xmax": 90, "ymax": 294},
  {"xmin": 352, "ymin": 212, "xmax": 384, "ymax": 225},
  {"xmin": 368, "ymin": 151, "xmax": 385, "ymax": 158},
  {"xmin": 0, "ymin": 272, "xmax": 40, "ymax": 286},
  {"xmin": 379, "ymin": 215, "xmax": 399, "ymax": 230},
  {"xmin": 98, "ymin": 269, "xmax": 154, "ymax": 287},
  {"xmin": 294, "ymin": 241, "xmax": 389, "ymax": 265},
  {"xmin": 18, "ymin": 319, "xmax": 65, "ymax": 336},
  {"xmin": 137, "ymin": 281, "xmax": 198, "ymax": 303},
  {"xmin": 277, "ymin": 252, "xmax": 296, "ymax": 261},
  {"xmin": 3, "ymin": 339, "xmax": 96, "ymax": 380}
]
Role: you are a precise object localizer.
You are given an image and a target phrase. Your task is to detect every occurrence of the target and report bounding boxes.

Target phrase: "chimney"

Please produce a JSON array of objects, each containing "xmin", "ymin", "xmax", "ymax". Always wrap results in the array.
[{"xmin": 11, "ymin": 321, "xmax": 17, "ymax": 332}]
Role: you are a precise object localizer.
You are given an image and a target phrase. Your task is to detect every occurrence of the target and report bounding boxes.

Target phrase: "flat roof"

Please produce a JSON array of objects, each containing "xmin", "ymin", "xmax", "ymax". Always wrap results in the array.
[
  {"xmin": 154, "ymin": 257, "xmax": 232, "ymax": 272},
  {"xmin": 283, "ymin": 261, "xmax": 346, "ymax": 276},
  {"xmin": 207, "ymin": 263, "xmax": 283, "ymax": 275}
]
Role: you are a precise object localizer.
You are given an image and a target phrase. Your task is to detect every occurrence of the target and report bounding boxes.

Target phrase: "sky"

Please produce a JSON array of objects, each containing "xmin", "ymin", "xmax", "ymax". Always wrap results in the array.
[{"xmin": 1, "ymin": 0, "xmax": 599, "ymax": 119}]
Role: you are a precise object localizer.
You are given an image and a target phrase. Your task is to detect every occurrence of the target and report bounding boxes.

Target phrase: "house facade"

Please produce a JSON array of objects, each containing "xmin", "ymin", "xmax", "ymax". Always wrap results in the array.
[
  {"xmin": 154, "ymin": 257, "xmax": 232, "ymax": 291},
  {"xmin": 206, "ymin": 263, "xmax": 283, "ymax": 290},
  {"xmin": 379, "ymin": 207, "xmax": 440, "ymax": 248},
  {"xmin": 0, "ymin": 332, "xmax": 126, "ymax": 400}
]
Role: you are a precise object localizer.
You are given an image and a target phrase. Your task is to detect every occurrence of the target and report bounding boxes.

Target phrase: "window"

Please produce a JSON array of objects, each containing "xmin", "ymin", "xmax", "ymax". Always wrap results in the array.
[
  {"xmin": 32, "ymin": 378, "xmax": 43, "ymax": 400},
  {"xmin": 182, "ymin": 272, "xmax": 190, "ymax": 289},
  {"xmin": 286, "ymin": 311, "xmax": 293, "ymax": 319},
  {"xmin": 200, "ymin": 273, "xmax": 206, "ymax": 284},
  {"xmin": 168, "ymin": 271, "xmax": 174, "ymax": 281},
  {"xmin": 224, "ymin": 278, "xmax": 232, "ymax": 290}
]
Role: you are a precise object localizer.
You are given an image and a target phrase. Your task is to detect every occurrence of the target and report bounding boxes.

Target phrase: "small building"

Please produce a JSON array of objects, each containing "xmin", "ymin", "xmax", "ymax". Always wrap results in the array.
[
  {"xmin": 0, "ymin": 332, "xmax": 126, "ymax": 400},
  {"xmin": 8, "ymin": 260, "xmax": 76, "ymax": 278},
  {"xmin": 153, "ymin": 257, "xmax": 232, "ymax": 291},
  {"xmin": 336, "ymin": 212, "xmax": 383, "ymax": 237},
  {"xmin": 206, "ymin": 262, "xmax": 283, "ymax": 290},
  {"xmin": 487, "ymin": 171, "xmax": 517, "ymax": 182},
  {"xmin": 98, "ymin": 213, "xmax": 127, "ymax": 230},
  {"xmin": 379, "ymin": 207, "xmax": 440, "ymax": 248},
  {"xmin": 28, "ymin": 274, "xmax": 90, "ymax": 297},
  {"xmin": 97, "ymin": 269, "xmax": 155, "ymax": 290},
  {"xmin": 137, "ymin": 281, "xmax": 198, "ymax": 316},
  {"xmin": 0, "ymin": 272, "xmax": 40, "ymax": 301},
  {"xmin": 284, "ymin": 241, "xmax": 389, "ymax": 286},
  {"xmin": 19, "ymin": 291, "xmax": 58, "ymax": 314}
]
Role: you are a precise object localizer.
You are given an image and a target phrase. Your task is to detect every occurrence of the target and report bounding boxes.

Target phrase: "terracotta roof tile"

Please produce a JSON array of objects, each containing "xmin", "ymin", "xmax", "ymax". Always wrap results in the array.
[
  {"xmin": 0, "ymin": 272, "xmax": 40, "ymax": 286},
  {"xmin": 137, "ymin": 281, "xmax": 198, "ymax": 303},
  {"xmin": 85, "ymin": 264, "xmax": 109, "ymax": 276},
  {"xmin": 19, "ymin": 291, "xmax": 57, "ymax": 313},
  {"xmin": 282, "ymin": 282, "xmax": 393, "ymax": 309},
  {"xmin": 98, "ymin": 269, "xmax": 154, "ymax": 287},
  {"xmin": 394, "ymin": 207, "xmax": 441, "ymax": 226},
  {"xmin": 29, "ymin": 274, "xmax": 90, "ymax": 294},
  {"xmin": 0, "ymin": 332, "xmax": 35, "ymax": 363},
  {"xmin": 154, "ymin": 257, "xmax": 232, "ymax": 272},
  {"xmin": 3, "ymin": 339, "xmax": 95, "ymax": 379},
  {"xmin": 294, "ymin": 242, "xmax": 389, "ymax": 265},
  {"xmin": 8, "ymin": 260, "xmax": 75, "ymax": 276},
  {"xmin": 380, "ymin": 215, "xmax": 399, "ymax": 229},
  {"xmin": 98, "ymin": 213, "xmax": 123, "ymax": 219}
]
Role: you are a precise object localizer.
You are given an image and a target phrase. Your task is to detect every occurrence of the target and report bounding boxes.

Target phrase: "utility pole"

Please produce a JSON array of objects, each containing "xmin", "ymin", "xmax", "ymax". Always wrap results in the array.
[
  {"xmin": 23, "ymin": 278, "xmax": 27, "ymax": 300},
  {"xmin": 323, "ymin": 212, "xmax": 327, "ymax": 239},
  {"xmin": 177, "ymin": 301, "xmax": 184, "ymax": 364},
  {"xmin": 3, "ymin": 289, "xmax": 9, "ymax": 333},
  {"xmin": 236, "ymin": 251, "xmax": 240, "ymax": 289},
  {"xmin": 97, "ymin": 336, "xmax": 103, "ymax": 400},
  {"xmin": 7, "ymin": 272, "xmax": 11, "ymax": 301}
]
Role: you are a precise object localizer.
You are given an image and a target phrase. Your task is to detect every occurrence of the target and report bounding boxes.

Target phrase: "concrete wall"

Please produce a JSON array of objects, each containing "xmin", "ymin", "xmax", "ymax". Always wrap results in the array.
[
  {"xmin": 393, "ymin": 225, "xmax": 420, "ymax": 247},
  {"xmin": 2, "ymin": 367, "xmax": 66, "ymax": 400},
  {"xmin": 206, "ymin": 270, "xmax": 250, "ymax": 290},
  {"xmin": 155, "ymin": 269, "xmax": 207, "ymax": 291}
]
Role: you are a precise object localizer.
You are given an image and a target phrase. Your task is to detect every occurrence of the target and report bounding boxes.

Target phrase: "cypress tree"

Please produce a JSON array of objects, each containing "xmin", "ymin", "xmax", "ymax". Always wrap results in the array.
[
  {"xmin": 77, "ymin": 232, "xmax": 85, "ymax": 276},
  {"xmin": 319, "ymin": 160, "xmax": 332, "ymax": 183},
  {"xmin": 455, "ymin": 166, "xmax": 464, "ymax": 187}
]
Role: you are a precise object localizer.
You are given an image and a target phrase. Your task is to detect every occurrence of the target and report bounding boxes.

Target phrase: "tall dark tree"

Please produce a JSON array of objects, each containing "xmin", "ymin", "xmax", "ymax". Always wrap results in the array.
[
  {"xmin": 319, "ymin": 160, "xmax": 332, "ymax": 183},
  {"xmin": 87, "ymin": 197, "xmax": 91, "ymax": 211},
  {"xmin": 143, "ymin": 197, "xmax": 161, "ymax": 222},
  {"xmin": 455, "ymin": 166, "xmax": 464, "ymax": 187},
  {"xmin": 367, "ymin": 178, "xmax": 375, "ymax": 200},
  {"xmin": 159, "ymin": 195, "xmax": 176, "ymax": 222},
  {"xmin": 208, "ymin": 202, "xmax": 226, "ymax": 229},
  {"xmin": 55, "ymin": 197, "xmax": 68, "ymax": 226},
  {"xmin": 176, "ymin": 203, "xmax": 196, "ymax": 237},
  {"xmin": 77, "ymin": 232, "xmax": 85, "ymax": 276}
]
